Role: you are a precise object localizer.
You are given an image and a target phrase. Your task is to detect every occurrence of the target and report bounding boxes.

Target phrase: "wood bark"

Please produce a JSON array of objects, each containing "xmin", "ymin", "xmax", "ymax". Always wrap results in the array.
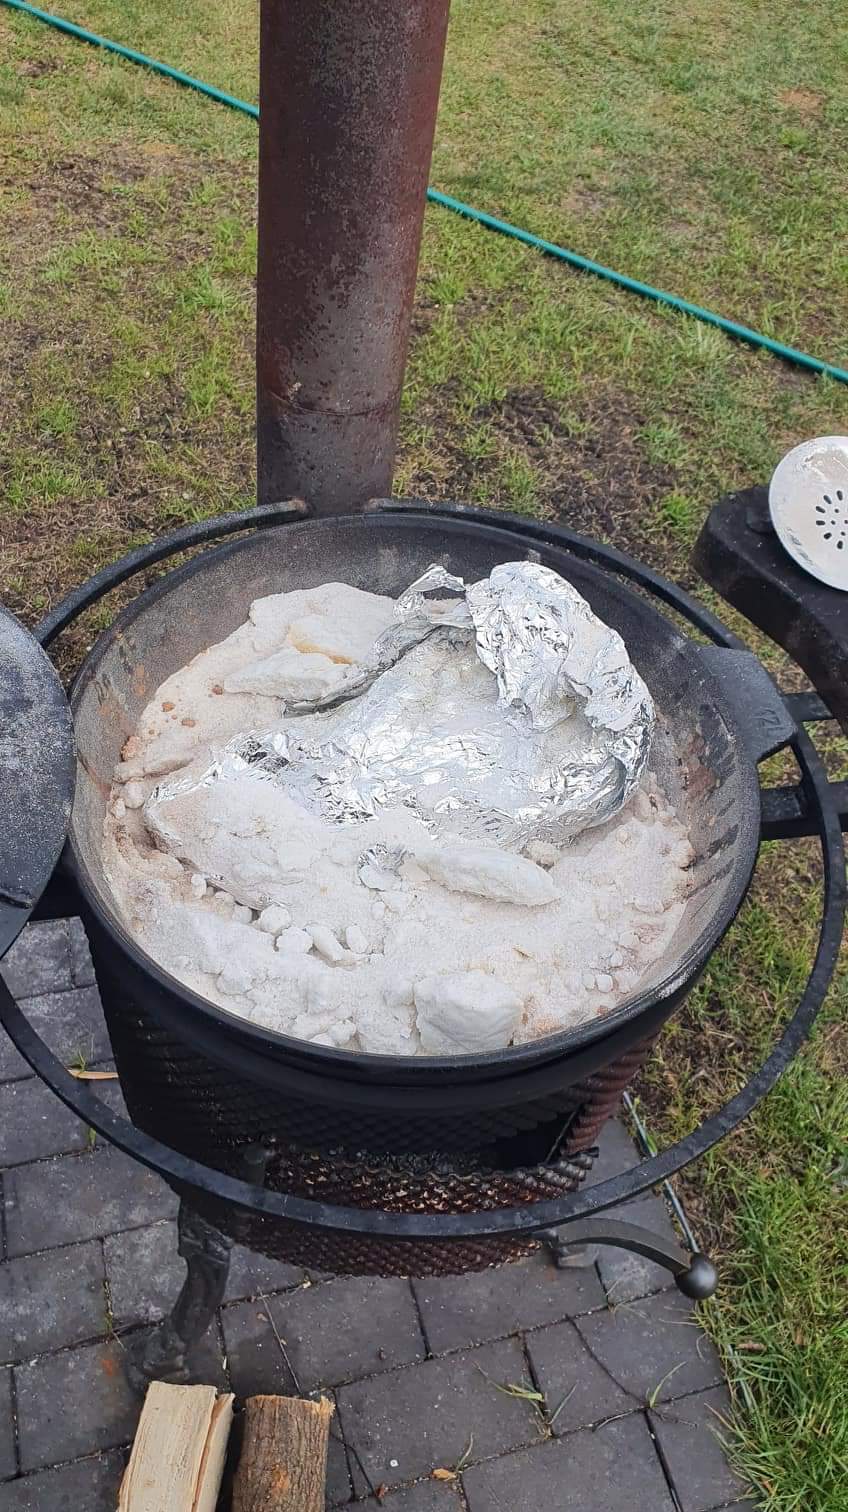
[{"xmin": 231, "ymin": 1394, "xmax": 335, "ymax": 1512}]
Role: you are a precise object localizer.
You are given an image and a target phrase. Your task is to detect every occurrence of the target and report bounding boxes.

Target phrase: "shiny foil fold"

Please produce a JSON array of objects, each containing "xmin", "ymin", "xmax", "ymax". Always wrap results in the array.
[{"xmin": 150, "ymin": 562, "xmax": 655, "ymax": 849}]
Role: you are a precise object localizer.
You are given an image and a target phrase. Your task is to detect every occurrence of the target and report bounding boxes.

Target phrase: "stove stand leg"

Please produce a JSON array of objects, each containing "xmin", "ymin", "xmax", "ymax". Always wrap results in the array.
[
  {"xmin": 534, "ymin": 1218, "xmax": 718, "ymax": 1299},
  {"xmin": 535, "ymin": 1227, "xmax": 600, "ymax": 1269},
  {"xmin": 124, "ymin": 1202, "xmax": 232, "ymax": 1394}
]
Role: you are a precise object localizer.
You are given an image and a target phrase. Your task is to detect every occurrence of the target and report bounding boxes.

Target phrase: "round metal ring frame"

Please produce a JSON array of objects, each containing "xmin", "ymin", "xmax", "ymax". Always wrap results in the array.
[{"xmin": 1, "ymin": 498, "xmax": 844, "ymax": 1247}]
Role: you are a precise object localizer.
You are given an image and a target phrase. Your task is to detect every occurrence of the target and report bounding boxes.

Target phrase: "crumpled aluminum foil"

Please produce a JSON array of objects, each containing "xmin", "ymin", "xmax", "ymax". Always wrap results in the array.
[
  {"xmin": 287, "ymin": 564, "xmax": 472, "ymax": 713},
  {"xmin": 150, "ymin": 562, "xmax": 654, "ymax": 850}
]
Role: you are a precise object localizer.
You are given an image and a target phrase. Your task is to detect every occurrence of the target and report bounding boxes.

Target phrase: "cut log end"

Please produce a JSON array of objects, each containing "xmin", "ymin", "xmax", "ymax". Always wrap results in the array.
[{"xmin": 231, "ymin": 1394, "xmax": 335, "ymax": 1512}]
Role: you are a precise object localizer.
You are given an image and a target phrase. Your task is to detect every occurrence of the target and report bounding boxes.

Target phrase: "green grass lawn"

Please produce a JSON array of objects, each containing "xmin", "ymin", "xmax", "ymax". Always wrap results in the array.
[{"xmin": 1, "ymin": 2, "xmax": 847, "ymax": 1506}]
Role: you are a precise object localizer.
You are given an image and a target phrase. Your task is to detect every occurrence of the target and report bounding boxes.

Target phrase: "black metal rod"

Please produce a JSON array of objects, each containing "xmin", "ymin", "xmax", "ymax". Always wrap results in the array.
[
  {"xmin": 535, "ymin": 1218, "xmax": 688, "ymax": 1269},
  {"xmin": 761, "ymin": 781, "xmax": 848, "ymax": 841},
  {"xmin": 541, "ymin": 1218, "xmax": 717, "ymax": 1299},
  {"xmin": 256, "ymin": 0, "xmax": 451, "ymax": 515},
  {"xmin": 783, "ymin": 691, "xmax": 833, "ymax": 724}
]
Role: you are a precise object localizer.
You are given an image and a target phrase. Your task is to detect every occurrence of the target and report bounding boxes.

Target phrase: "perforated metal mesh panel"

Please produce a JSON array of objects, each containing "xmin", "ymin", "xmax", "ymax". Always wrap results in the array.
[{"xmin": 104, "ymin": 988, "xmax": 656, "ymax": 1275}]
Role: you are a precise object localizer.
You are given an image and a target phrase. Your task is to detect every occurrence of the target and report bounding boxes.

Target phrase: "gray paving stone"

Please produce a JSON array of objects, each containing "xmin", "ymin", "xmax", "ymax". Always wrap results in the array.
[
  {"xmin": 15, "ymin": 1339, "xmax": 138, "ymax": 1471},
  {"xmin": 525, "ymin": 1317, "xmax": 633, "ymax": 1433},
  {"xmin": 0, "ymin": 1243, "xmax": 106, "ymax": 1363},
  {"xmin": 589, "ymin": 1115, "xmax": 641, "ymax": 1185},
  {"xmin": 4, "ymin": 1146, "xmax": 177, "ymax": 1258},
  {"xmin": 0, "ymin": 1048, "xmax": 33, "ymax": 1088},
  {"xmin": 0, "ymin": 1078, "xmax": 90, "ymax": 1166},
  {"xmin": 222, "ymin": 1276, "xmax": 424, "ymax": 1396},
  {"xmin": 67, "ymin": 918, "xmax": 97, "ymax": 988},
  {"xmin": 588, "ymin": 1118, "xmax": 702, "ymax": 1301},
  {"xmin": 412, "ymin": 1248, "xmax": 603, "ymax": 1355},
  {"xmin": 0, "ymin": 988, "xmax": 111, "ymax": 1084},
  {"xmin": 576, "ymin": 1291, "xmax": 723, "ymax": 1404},
  {"xmin": 337, "ymin": 1337, "xmax": 543, "ymax": 1492},
  {"xmin": 0, "ymin": 1451, "xmax": 125, "ymax": 1510},
  {"xmin": 597, "ymin": 1194, "xmax": 681, "ymax": 1304},
  {"xmin": 0, "ymin": 1370, "xmax": 15, "ymax": 1479},
  {"xmin": 104, "ymin": 1221, "xmax": 306, "ymax": 1329},
  {"xmin": 84, "ymin": 1072, "xmax": 128, "ymax": 1124},
  {"xmin": 462, "ymin": 1411, "xmax": 675, "ymax": 1511},
  {"xmin": 226, "ymin": 1243, "xmax": 305, "ymax": 1302},
  {"xmin": 650, "ymin": 1385, "xmax": 749, "ymax": 1512},
  {"xmin": 361, "ymin": 1482, "xmax": 463, "ymax": 1508},
  {"xmin": 104, "ymin": 1222, "xmax": 184, "ymax": 1327},
  {"xmin": 0, "ymin": 924, "xmax": 72, "ymax": 1003},
  {"xmin": 325, "ymin": 1420, "xmax": 353, "ymax": 1507},
  {"xmin": 219, "ymin": 1299, "xmax": 293, "ymax": 1398}
]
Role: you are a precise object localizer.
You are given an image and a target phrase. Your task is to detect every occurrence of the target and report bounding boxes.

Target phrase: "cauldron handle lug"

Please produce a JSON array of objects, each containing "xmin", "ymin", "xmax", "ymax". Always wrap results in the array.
[{"xmin": 689, "ymin": 644, "xmax": 796, "ymax": 764}]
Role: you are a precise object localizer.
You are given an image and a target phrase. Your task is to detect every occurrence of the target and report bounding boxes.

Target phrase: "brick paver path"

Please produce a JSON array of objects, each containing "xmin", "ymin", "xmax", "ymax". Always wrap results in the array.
[{"xmin": 0, "ymin": 921, "xmax": 754, "ymax": 1511}]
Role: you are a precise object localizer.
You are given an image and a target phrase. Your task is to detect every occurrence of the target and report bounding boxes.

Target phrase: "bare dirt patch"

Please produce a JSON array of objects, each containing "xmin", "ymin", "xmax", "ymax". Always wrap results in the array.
[
  {"xmin": 507, "ymin": 389, "xmax": 676, "ymax": 549},
  {"xmin": 778, "ymin": 88, "xmax": 825, "ymax": 117},
  {"xmin": 16, "ymin": 57, "xmax": 61, "ymax": 79},
  {"xmin": 401, "ymin": 383, "xmax": 682, "ymax": 568},
  {"xmin": 0, "ymin": 142, "xmax": 247, "ymax": 270}
]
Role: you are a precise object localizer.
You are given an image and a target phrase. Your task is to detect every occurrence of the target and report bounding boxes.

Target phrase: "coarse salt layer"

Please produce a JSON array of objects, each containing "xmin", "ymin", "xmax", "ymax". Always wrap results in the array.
[{"xmin": 102, "ymin": 581, "xmax": 693, "ymax": 1056}]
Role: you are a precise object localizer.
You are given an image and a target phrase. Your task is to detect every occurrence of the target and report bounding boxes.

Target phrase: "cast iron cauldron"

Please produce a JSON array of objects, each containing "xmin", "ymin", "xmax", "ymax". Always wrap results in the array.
[
  {"xmin": 50, "ymin": 504, "xmax": 789, "ymax": 1261},
  {"xmin": 5, "ymin": 497, "xmax": 839, "ymax": 1283}
]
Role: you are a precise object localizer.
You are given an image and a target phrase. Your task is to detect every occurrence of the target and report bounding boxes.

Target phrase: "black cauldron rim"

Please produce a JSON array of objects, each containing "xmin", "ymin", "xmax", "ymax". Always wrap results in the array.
[{"xmin": 63, "ymin": 504, "xmax": 782, "ymax": 1084}]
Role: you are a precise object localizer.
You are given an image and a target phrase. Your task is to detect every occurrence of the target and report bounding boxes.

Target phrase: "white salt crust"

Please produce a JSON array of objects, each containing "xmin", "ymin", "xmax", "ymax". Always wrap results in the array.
[{"xmin": 102, "ymin": 581, "xmax": 693, "ymax": 1056}]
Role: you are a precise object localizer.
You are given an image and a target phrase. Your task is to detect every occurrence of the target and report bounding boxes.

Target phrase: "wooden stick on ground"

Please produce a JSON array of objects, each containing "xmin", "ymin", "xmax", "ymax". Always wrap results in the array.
[
  {"xmin": 231, "ymin": 1395, "xmax": 335, "ymax": 1512},
  {"xmin": 118, "ymin": 1382, "xmax": 234, "ymax": 1512}
]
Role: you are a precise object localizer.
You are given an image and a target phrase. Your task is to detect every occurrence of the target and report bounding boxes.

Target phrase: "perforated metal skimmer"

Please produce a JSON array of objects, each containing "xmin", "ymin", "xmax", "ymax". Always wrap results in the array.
[{"xmin": 769, "ymin": 436, "xmax": 848, "ymax": 590}]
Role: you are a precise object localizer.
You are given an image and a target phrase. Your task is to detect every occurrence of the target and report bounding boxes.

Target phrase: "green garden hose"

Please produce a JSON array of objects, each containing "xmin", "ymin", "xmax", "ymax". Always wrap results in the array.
[
  {"xmin": 3, "ymin": 0, "xmax": 847, "ymax": 387},
  {"xmin": 2, "ymin": 0, "xmax": 259, "ymax": 117}
]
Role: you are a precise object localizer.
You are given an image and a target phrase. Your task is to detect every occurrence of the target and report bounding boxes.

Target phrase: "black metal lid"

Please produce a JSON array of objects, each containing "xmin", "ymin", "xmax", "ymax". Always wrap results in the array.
[{"xmin": 0, "ymin": 605, "xmax": 74, "ymax": 960}]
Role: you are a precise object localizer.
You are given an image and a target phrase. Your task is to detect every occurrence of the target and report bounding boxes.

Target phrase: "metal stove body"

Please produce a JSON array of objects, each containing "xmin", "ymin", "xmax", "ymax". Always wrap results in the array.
[
  {"xmin": 1, "ymin": 492, "xmax": 845, "ymax": 1386},
  {"xmin": 0, "ymin": 0, "xmax": 846, "ymax": 1390}
]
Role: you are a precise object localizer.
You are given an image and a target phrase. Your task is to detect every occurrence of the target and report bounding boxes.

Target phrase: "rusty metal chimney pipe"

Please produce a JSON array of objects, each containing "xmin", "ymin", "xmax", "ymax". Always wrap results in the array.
[{"xmin": 256, "ymin": 0, "xmax": 451, "ymax": 515}]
